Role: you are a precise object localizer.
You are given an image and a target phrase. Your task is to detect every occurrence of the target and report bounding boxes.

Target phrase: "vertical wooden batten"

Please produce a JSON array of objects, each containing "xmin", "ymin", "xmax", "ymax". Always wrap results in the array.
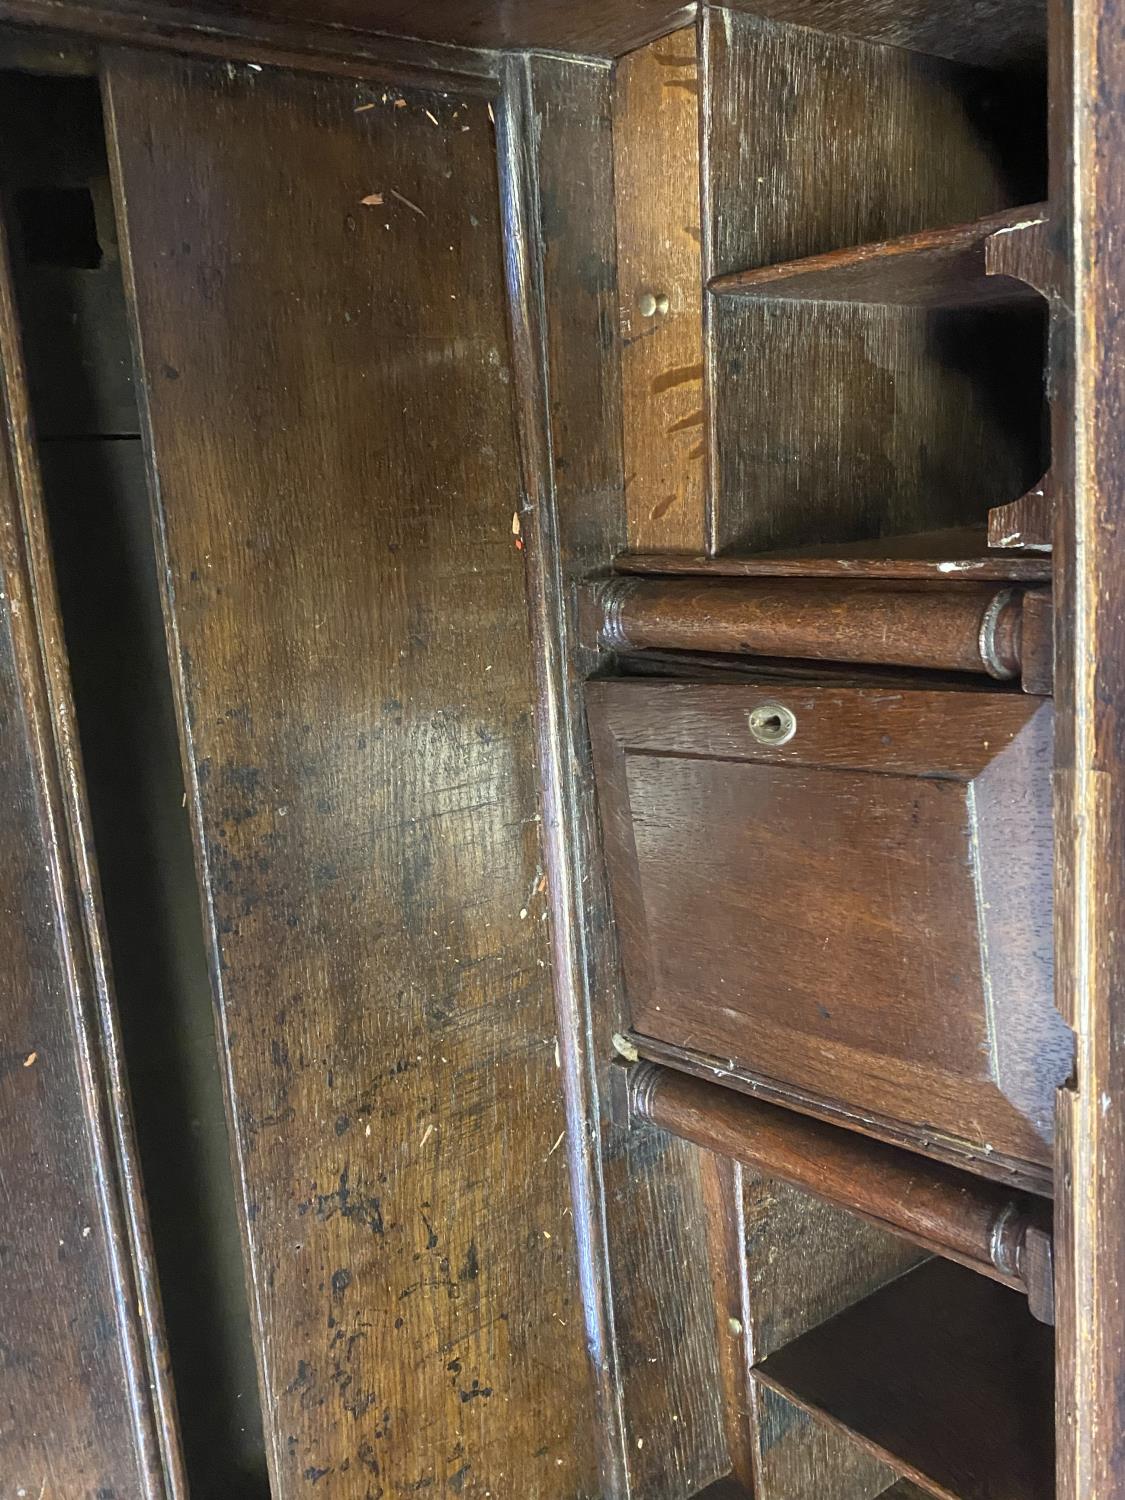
[
  {"xmin": 105, "ymin": 48, "xmax": 600, "ymax": 1497},
  {"xmin": 0, "ymin": 211, "xmax": 185, "ymax": 1497},
  {"xmin": 497, "ymin": 47, "xmax": 733, "ymax": 1499},
  {"xmin": 1054, "ymin": 0, "xmax": 1125, "ymax": 1490}
]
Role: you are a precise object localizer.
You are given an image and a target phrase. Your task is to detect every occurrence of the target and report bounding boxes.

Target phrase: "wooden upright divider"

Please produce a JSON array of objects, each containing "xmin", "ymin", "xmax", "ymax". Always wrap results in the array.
[{"xmin": 105, "ymin": 49, "xmax": 600, "ymax": 1499}]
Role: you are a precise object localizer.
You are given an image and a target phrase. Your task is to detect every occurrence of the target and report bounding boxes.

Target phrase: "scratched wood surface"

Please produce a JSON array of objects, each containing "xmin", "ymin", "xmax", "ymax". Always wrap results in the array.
[
  {"xmin": 105, "ymin": 50, "xmax": 600, "ymax": 1498},
  {"xmin": 614, "ymin": 27, "xmax": 708, "ymax": 552},
  {"xmin": 703, "ymin": 8, "xmax": 1048, "ymax": 555},
  {"xmin": 0, "ymin": 212, "xmax": 181, "ymax": 1497},
  {"xmin": 514, "ymin": 53, "xmax": 732, "ymax": 1497}
]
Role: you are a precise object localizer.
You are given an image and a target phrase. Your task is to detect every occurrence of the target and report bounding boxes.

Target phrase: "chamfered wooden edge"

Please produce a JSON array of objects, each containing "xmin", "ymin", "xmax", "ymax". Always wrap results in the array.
[
  {"xmin": 708, "ymin": 203, "xmax": 1049, "ymax": 307},
  {"xmin": 628, "ymin": 1034, "xmax": 1055, "ymax": 1199}
]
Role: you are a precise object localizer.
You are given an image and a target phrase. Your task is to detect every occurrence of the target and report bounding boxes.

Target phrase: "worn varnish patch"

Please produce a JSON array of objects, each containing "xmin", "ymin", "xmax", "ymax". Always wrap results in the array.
[{"xmin": 105, "ymin": 53, "xmax": 597, "ymax": 1498}]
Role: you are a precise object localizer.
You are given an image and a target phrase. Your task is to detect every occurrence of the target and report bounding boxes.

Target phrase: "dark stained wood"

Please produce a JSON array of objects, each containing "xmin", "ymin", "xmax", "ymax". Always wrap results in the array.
[
  {"xmin": 984, "ymin": 212, "xmax": 1056, "ymax": 301},
  {"xmin": 506, "ymin": 52, "xmax": 734, "ymax": 1497},
  {"xmin": 710, "ymin": 205, "xmax": 1049, "ymax": 308},
  {"xmin": 988, "ymin": 478, "xmax": 1055, "ymax": 551},
  {"xmin": 0, "ymin": 0, "xmax": 694, "ymax": 63},
  {"xmin": 698, "ymin": 1152, "xmax": 758, "ymax": 1492},
  {"xmin": 743, "ymin": 1170, "xmax": 918, "ymax": 1499},
  {"xmin": 592, "ymin": 577, "xmax": 1025, "ymax": 677},
  {"xmin": 631, "ymin": 1063, "xmax": 1053, "ymax": 1303},
  {"xmin": 704, "ymin": 9, "xmax": 1048, "ymax": 555},
  {"xmin": 718, "ymin": 0, "xmax": 1045, "ymax": 70},
  {"xmin": 1, "ymin": 0, "xmax": 501, "ymax": 90},
  {"xmin": 1053, "ymin": 0, "xmax": 1125, "ymax": 1489},
  {"xmin": 0, "ymin": 210, "xmax": 183, "ymax": 1495},
  {"xmin": 587, "ymin": 678, "xmax": 1072, "ymax": 1181},
  {"xmin": 756, "ymin": 1259, "xmax": 1055, "ymax": 1500},
  {"xmin": 105, "ymin": 49, "xmax": 601, "ymax": 1498},
  {"xmin": 616, "ymin": 528, "xmax": 1054, "ymax": 582},
  {"xmin": 879, "ymin": 1484, "xmax": 937, "ymax": 1499},
  {"xmin": 1020, "ymin": 587, "xmax": 1054, "ymax": 697},
  {"xmin": 752, "ymin": 1384, "xmax": 900, "ymax": 1500},
  {"xmin": 614, "ymin": 27, "xmax": 708, "ymax": 552}
]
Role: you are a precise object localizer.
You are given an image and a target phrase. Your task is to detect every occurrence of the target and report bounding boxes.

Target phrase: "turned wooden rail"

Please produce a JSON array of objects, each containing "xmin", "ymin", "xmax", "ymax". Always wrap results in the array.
[
  {"xmin": 590, "ymin": 576, "xmax": 1026, "ymax": 678},
  {"xmin": 624, "ymin": 1062, "xmax": 1055, "ymax": 1323}
]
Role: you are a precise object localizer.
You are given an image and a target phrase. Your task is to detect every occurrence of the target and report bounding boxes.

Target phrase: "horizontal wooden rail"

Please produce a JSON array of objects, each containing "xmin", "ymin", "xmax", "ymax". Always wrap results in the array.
[
  {"xmin": 625, "ymin": 1062, "xmax": 1054, "ymax": 1322},
  {"xmin": 590, "ymin": 576, "xmax": 1025, "ymax": 678}
]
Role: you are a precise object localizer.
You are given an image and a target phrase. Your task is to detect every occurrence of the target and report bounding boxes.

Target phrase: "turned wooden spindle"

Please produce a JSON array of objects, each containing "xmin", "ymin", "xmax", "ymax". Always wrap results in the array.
[
  {"xmin": 593, "ymin": 576, "xmax": 1024, "ymax": 679},
  {"xmin": 625, "ymin": 1062, "xmax": 1054, "ymax": 1322}
]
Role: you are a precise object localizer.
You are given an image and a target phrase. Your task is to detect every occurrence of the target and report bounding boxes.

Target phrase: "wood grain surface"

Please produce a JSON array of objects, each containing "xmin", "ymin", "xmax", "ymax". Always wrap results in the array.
[
  {"xmin": 614, "ymin": 27, "xmax": 708, "ymax": 552},
  {"xmin": 717, "ymin": 0, "xmax": 1046, "ymax": 69},
  {"xmin": 0, "ymin": 211, "xmax": 182, "ymax": 1496},
  {"xmin": 1052, "ymin": 0, "xmax": 1125, "ymax": 1491},
  {"xmin": 588, "ymin": 678, "xmax": 1070, "ymax": 1177},
  {"xmin": 703, "ymin": 9, "xmax": 1048, "ymax": 555},
  {"xmin": 105, "ymin": 49, "xmax": 600, "ymax": 1499}
]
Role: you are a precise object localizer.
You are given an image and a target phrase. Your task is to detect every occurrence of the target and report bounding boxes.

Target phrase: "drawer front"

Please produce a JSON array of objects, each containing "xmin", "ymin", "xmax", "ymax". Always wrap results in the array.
[{"xmin": 588, "ymin": 679, "xmax": 1073, "ymax": 1178}]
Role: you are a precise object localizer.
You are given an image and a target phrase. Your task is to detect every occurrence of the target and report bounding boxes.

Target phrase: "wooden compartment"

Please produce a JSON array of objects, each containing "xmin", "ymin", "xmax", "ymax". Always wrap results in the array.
[
  {"xmin": 755, "ymin": 1258, "xmax": 1054, "ymax": 1500},
  {"xmin": 702, "ymin": 11, "xmax": 1050, "ymax": 560},
  {"xmin": 588, "ymin": 677, "xmax": 1073, "ymax": 1186}
]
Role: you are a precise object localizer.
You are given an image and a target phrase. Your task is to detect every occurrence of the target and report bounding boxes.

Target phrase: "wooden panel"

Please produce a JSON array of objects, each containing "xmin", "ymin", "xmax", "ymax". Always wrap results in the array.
[
  {"xmin": 588, "ymin": 679, "xmax": 1071, "ymax": 1177},
  {"xmin": 704, "ymin": 10, "xmax": 1048, "ymax": 554},
  {"xmin": 757, "ymin": 1259, "xmax": 1055, "ymax": 1500},
  {"xmin": 508, "ymin": 52, "xmax": 733, "ymax": 1498},
  {"xmin": 0, "ymin": 218, "xmax": 181, "ymax": 1495},
  {"xmin": 106, "ymin": 50, "xmax": 599, "ymax": 1499},
  {"xmin": 719, "ymin": 0, "xmax": 1045, "ymax": 69},
  {"xmin": 614, "ymin": 27, "xmax": 708, "ymax": 552}
]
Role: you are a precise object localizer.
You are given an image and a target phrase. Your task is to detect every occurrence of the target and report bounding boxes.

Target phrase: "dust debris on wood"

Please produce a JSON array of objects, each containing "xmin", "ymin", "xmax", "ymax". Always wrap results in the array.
[
  {"xmin": 22, "ymin": 1051, "xmax": 37, "ymax": 1067},
  {"xmin": 360, "ymin": 193, "xmax": 384, "ymax": 206}
]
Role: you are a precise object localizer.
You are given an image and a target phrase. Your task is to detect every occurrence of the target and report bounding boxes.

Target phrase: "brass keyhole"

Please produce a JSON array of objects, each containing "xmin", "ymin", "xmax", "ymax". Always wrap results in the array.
[{"xmin": 748, "ymin": 702, "xmax": 796, "ymax": 746}]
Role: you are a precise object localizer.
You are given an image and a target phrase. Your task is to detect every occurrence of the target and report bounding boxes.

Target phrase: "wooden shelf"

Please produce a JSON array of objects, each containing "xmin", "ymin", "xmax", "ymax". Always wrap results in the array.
[
  {"xmin": 614, "ymin": 527, "xmax": 1054, "ymax": 583},
  {"xmin": 755, "ymin": 1259, "xmax": 1054, "ymax": 1500},
  {"xmin": 709, "ymin": 204, "xmax": 1049, "ymax": 307}
]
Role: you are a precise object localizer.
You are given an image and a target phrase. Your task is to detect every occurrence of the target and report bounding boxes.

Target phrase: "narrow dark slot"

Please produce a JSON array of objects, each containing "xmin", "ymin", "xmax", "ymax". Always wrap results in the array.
[{"xmin": 0, "ymin": 66, "xmax": 269, "ymax": 1500}]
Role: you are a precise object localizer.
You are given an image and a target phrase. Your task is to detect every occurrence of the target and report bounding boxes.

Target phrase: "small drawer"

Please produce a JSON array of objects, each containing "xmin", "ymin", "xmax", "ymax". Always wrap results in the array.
[{"xmin": 587, "ymin": 678, "xmax": 1073, "ymax": 1184}]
